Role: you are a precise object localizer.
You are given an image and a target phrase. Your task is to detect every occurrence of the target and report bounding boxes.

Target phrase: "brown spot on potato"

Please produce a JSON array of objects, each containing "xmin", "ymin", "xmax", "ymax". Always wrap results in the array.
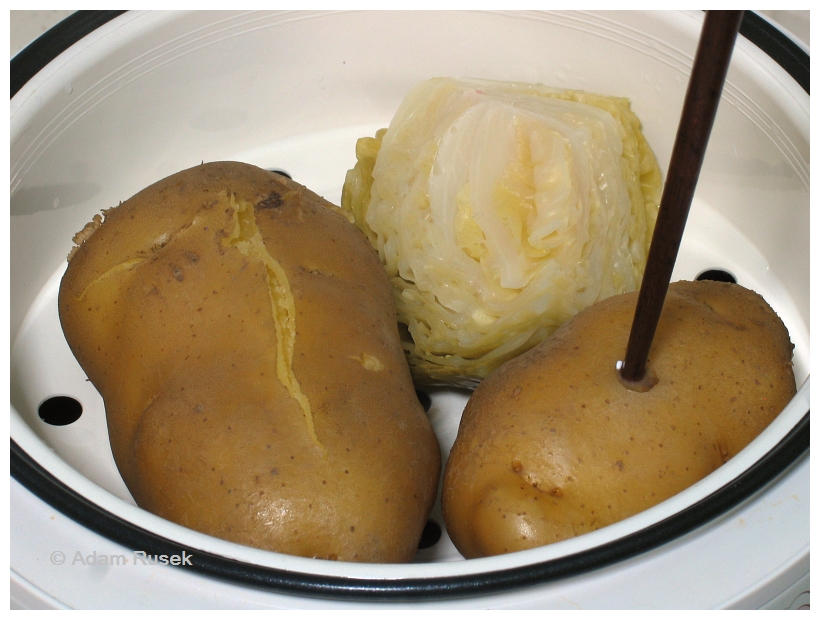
[{"xmin": 257, "ymin": 191, "xmax": 283, "ymax": 210}]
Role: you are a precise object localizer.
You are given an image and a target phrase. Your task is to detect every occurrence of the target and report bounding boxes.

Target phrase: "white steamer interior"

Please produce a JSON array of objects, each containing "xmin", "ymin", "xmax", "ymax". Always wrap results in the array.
[{"xmin": 10, "ymin": 11, "xmax": 809, "ymax": 608}]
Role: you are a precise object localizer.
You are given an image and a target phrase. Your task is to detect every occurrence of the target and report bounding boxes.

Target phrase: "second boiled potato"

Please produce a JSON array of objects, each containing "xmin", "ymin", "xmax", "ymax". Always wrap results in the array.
[
  {"xmin": 59, "ymin": 162, "xmax": 441, "ymax": 563},
  {"xmin": 442, "ymin": 280, "xmax": 795, "ymax": 559}
]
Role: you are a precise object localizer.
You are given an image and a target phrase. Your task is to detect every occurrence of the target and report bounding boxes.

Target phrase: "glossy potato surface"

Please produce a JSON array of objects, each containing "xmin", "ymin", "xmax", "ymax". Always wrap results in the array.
[
  {"xmin": 442, "ymin": 280, "xmax": 795, "ymax": 559},
  {"xmin": 59, "ymin": 162, "xmax": 440, "ymax": 562}
]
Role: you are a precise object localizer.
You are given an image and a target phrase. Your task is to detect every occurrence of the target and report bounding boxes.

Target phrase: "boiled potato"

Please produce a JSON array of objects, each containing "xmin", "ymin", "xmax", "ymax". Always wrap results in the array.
[
  {"xmin": 442, "ymin": 280, "xmax": 795, "ymax": 559},
  {"xmin": 59, "ymin": 162, "xmax": 441, "ymax": 563}
]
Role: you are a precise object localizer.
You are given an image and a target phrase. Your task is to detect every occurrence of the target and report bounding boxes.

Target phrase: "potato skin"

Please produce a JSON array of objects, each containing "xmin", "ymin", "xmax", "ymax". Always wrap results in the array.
[
  {"xmin": 59, "ymin": 162, "xmax": 440, "ymax": 562},
  {"xmin": 442, "ymin": 280, "xmax": 795, "ymax": 559}
]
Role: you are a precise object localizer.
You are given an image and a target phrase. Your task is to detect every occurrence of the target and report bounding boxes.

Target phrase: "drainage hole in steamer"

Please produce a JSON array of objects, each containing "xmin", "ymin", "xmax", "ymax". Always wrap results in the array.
[
  {"xmin": 38, "ymin": 396, "xmax": 83, "ymax": 426},
  {"xmin": 265, "ymin": 168, "xmax": 292, "ymax": 179},
  {"xmin": 418, "ymin": 520, "xmax": 443, "ymax": 549},
  {"xmin": 696, "ymin": 269, "xmax": 736, "ymax": 283}
]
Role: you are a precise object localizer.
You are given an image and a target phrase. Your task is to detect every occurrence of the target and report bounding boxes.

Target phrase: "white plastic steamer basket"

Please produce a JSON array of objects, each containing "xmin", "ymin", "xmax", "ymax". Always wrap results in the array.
[{"xmin": 10, "ymin": 11, "xmax": 809, "ymax": 609}]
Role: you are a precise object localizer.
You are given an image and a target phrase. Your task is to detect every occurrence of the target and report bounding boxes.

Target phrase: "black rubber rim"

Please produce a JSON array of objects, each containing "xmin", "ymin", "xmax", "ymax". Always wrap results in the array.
[
  {"xmin": 10, "ymin": 10, "xmax": 126, "ymax": 98},
  {"xmin": 739, "ymin": 11, "xmax": 809, "ymax": 93},
  {"xmin": 9, "ymin": 412, "xmax": 811, "ymax": 600},
  {"xmin": 10, "ymin": 10, "xmax": 810, "ymax": 602}
]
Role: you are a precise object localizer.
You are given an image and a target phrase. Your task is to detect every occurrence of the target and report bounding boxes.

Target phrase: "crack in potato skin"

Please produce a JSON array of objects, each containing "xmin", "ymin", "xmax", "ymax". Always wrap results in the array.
[
  {"xmin": 222, "ymin": 192, "xmax": 320, "ymax": 449},
  {"xmin": 74, "ymin": 258, "xmax": 146, "ymax": 301}
]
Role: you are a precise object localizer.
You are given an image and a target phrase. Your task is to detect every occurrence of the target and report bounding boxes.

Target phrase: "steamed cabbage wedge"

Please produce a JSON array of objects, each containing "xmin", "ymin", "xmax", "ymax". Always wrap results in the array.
[{"xmin": 343, "ymin": 78, "xmax": 662, "ymax": 385}]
